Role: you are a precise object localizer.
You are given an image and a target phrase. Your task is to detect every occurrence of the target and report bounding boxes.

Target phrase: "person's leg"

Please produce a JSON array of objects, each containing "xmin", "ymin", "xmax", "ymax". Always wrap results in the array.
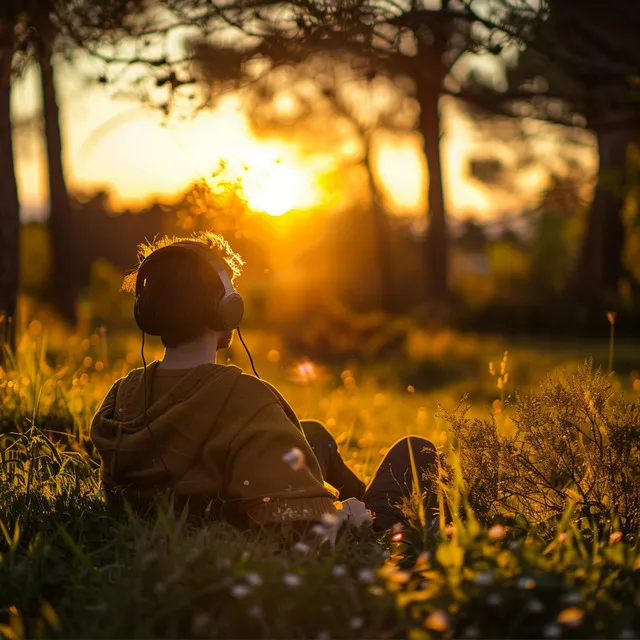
[
  {"xmin": 362, "ymin": 436, "xmax": 439, "ymax": 532},
  {"xmin": 300, "ymin": 419, "xmax": 366, "ymax": 501}
]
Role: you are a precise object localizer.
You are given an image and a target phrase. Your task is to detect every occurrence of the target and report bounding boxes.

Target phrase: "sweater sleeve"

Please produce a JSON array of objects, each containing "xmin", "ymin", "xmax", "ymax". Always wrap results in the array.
[{"xmin": 225, "ymin": 402, "xmax": 338, "ymax": 526}]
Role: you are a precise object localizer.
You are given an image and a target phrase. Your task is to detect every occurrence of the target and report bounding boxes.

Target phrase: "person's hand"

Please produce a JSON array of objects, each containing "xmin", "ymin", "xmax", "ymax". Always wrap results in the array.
[{"xmin": 340, "ymin": 498, "xmax": 373, "ymax": 528}]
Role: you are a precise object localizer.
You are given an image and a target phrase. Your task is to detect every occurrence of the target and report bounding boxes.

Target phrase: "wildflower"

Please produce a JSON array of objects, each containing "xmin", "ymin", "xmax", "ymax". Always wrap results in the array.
[
  {"xmin": 610, "ymin": 531, "xmax": 623, "ymax": 543},
  {"xmin": 282, "ymin": 447, "xmax": 306, "ymax": 471},
  {"xmin": 349, "ymin": 617, "xmax": 364, "ymax": 630},
  {"xmin": 607, "ymin": 311, "xmax": 617, "ymax": 325},
  {"xmin": 293, "ymin": 541, "xmax": 310, "ymax": 555},
  {"xmin": 282, "ymin": 572, "xmax": 303, "ymax": 587},
  {"xmin": 387, "ymin": 569, "xmax": 411, "ymax": 584},
  {"xmin": 561, "ymin": 592, "xmax": 581, "ymax": 605},
  {"xmin": 488, "ymin": 524, "xmax": 506, "ymax": 541},
  {"xmin": 558, "ymin": 532, "xmax": 568, "ymax": 543},
  {"xmin": 473, "ymin": 571, "xmax": 494, "ymax": 586},
  {"xmin": 557, "ymin": 607, "xmax": 584, "ymax": 628},
  {"xmin": 358, "ymin": 568, "xmax": 376, "ymax": 584},
  {"xmin": 369, "ymin": 586, "xmax": 385, "ymax": 596},
  {"xmin": 486, "ymin": 593, "xmax": 502, "ymax": 606},
  {"xmin": 392, "ymin": 532, "xmax": 404, "ymax": 542},
  {"xmin": 443, "ymin": 524, "xmax": 455, "ymax": 536},
  {"xmin": 312, "ymin": 512, "xmax": 342, "ymax": 546},
  {"xmin": 248, "ymin": 604, "xmax": 263, "ymax": 619},
  {"xmin": 527, "ymin": 599, "xmax": 544, "ymax": 613},
  {"xmin": 543, "ymin": 623, "xmax": 562, "ymax": 638},
  {"xmin": 230, "ymin": 584, "xmax": 251, "ymax": 598},
  {"xmin": 517, "ymin": 576, "xmax": 536, "ymax": 590},
  {"xmin": 244, "ymin": 572, "xmax": 263, "ymax": 587},
  {"xmin": 416, "ymin": 552, "xmax": 430, "ymax": 567},
  {"xmin": 191, "ymin": 613, "xmax": 211, "ymax": 635},
  {"xmin": 332, "ymin": 565, "xmax": 347, "ymax": 578},
  {"xmin": 425, "ymin": 610, "xmax": 449, "ymax": 632}
]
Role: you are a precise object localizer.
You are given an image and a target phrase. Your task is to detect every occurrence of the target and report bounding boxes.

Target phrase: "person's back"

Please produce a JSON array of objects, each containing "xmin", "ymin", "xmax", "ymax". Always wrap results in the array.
[
  {"xmin": 91, "ymin": 231, "xmax": 440, "ymax": 538},
  {"xmin": 91, "ymin": 233, "xmax": 341, "ymax": 531}
]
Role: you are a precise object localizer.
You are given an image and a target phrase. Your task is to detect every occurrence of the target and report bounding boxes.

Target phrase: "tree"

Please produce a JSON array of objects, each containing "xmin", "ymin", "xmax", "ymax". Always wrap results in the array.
[
  {"xmin": 456, "ymin": 0, "xmax": 640, "ymax": 306},
  {"xmin": 63, "ymin": 1, "xmax": 504, "ymax": 307},
  {"xmin": 196, "ymin": 50, "xmax": 419, "ymax": 312},
  {"xmin": 0, "ymin": 6, "xmax": 22, "ymax": 353}
]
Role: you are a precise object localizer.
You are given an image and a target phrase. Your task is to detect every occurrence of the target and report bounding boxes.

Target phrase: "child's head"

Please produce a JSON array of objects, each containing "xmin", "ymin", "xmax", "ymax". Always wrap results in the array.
[{"xmin": 122, "ymin": 232, "xmax": 244, "ymax": 348}]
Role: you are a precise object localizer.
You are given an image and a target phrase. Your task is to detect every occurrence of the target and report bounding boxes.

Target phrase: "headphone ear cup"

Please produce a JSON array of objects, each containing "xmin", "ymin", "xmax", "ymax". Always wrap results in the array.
[
  {"xmin": 212, "ymin": 293, "xmax": 244, "ymax": 331},
  {"xmin": 134, "ymin": 291, "xmax": 162, "ymax": 336}
]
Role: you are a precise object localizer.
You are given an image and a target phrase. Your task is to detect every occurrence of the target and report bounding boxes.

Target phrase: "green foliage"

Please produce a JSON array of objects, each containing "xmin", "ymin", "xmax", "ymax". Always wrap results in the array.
[
  {"xmin": 2, "ymin": 331, "xmax": 640, "ymax": 638},
  {"xmin": 444, "ymin": 362, "xmax": 640, "ymax": 536}
]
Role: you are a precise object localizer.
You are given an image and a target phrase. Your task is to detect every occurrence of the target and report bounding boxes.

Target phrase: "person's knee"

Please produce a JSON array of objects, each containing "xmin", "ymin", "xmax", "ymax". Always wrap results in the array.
[
  {"xmin": 300, "ymin": 419, "xmax": 337, "ymax": 448},
  {"xmin": 390, "ymin": 436, "xmax": 436, "ymax": 462}
]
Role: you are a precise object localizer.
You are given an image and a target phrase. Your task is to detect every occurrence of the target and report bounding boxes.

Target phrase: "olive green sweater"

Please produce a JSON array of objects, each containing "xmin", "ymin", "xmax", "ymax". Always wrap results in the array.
[{"xmin": 91, "ymin": 362, "xmax": 338, "ymax": 528}]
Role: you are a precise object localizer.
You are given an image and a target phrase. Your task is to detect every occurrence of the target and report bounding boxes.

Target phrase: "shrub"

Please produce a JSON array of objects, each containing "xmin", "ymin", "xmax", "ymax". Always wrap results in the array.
[{"xmin": 442, "ymin": 362, "xmax": 640, "ymax": 536}]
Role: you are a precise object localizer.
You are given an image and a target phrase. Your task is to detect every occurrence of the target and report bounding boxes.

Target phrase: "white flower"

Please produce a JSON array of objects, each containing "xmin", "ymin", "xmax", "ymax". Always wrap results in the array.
[
  {"xmin": 517, "ymin": 576, "xmax": 536, "ymax": 590},
  {"xmin": 543, "ymin": 623, "xmax": 562, "ymax": 638},
  {"xmin": 244, "ymin": 572, "xmax": 263, "ymax": 587},
  {"xmin": 332, "ymin": 565, "xmax": 347, "ymax": 577},
  {"xmin": 358, "ymin": 568, "xmax": 376, "ymax": 584},
  {"xmin": 486, "ymin": 593, "xmax": 502, "ymax": 606},
  {"xmin": 230, "ymin": 583, "xmax": 251, "ymax": 598},
  {"xmin": 248, "ymin": 604, "xmax": 263, "ymax": 619},
  {"xmin": 619, "ymin": 629, "xmax": 636, "ymax": 639},
  {"xmin": 316, "ymin": 631, "xmax": 331, "ymax": 640},
  {"xmin": 561, "ymin": 592, "xmax": 581, "ymax": 605},
  {"xmin": 282, "ymin": 447, "xmax": 306, "ymax": 470},
  {"xmin": 473, "ymin": 571, "xmax": 494, "ymax": 586},
  {"xmin": 349, "ymin": 617, "xmax": 364, "ymax": 630},
  {"xmin": 293, "ymin": 541, "xmax": 310, "ymax": 555},
  {"xmin": 527, "ymin": 599, "xmax": 544, "ymax": 613},
  {"xmin": 282, "ymin": 572, "xmax": 303, "ymax": 587},
  {"xmin": 463, "ymin": 626, "xmax": 481, "ymax": 638},
  {"xmin": 191, "ymin": 613, "xmax": 211, "ymax": 635}
]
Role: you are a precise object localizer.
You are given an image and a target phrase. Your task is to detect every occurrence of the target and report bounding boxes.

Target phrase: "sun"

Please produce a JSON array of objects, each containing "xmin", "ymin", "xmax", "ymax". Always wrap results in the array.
[{"xmin": 237, "ymin": 153, "xmax": 324, "ymax": 217}]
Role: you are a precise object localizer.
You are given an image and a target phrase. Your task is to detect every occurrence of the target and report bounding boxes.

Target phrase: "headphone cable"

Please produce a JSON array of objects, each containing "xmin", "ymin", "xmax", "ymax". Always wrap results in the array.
[{"xmin": 236, "ymin": 325, "xmax": 260, "ymax": 379}]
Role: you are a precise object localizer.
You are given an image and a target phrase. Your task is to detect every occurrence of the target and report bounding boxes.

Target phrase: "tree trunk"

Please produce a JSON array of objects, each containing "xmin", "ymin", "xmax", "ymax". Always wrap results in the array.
[
  {"xmin": 37, "ymin": 34, "xmax": 77, "ymax": 325},
  {"xmin": 416, "ymin": 79, "xmax": 449, "ymax": 305},
  {"xmin": 0, "ymin": 21, "xmax": 20, "ymax": 354},
  {"xmin": 363, "ymin": 144, "xmax": 396, "ymax": 313},
  {"xmin": 566, "ymin": 123, "xmax": 631, "ymax": 302}
]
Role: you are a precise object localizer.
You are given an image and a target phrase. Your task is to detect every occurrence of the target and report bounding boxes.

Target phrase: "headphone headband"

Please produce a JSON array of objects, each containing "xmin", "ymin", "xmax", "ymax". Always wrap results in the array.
[{"xmin": 134, "ymin": 241, "xmax": 244, "ymax": 334}]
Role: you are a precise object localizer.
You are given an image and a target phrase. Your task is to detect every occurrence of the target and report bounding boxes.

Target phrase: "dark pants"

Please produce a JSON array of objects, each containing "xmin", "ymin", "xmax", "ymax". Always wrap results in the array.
[{"xmin": 301, "ymin": 420, "xmax": 439, "ymax": 532}]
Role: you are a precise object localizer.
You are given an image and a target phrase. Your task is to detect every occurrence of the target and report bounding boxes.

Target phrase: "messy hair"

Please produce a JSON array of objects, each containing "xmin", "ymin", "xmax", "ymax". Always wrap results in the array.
[{"xmin": 122, "ymin": 230, "xmax": 244, "ymax": 294}]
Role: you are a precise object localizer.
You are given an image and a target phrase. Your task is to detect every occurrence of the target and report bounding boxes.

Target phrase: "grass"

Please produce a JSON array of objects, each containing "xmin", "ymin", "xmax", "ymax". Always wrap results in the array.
[{"xmin": 2, "ymin": 321, "xmax": 640, "ymax": 638}]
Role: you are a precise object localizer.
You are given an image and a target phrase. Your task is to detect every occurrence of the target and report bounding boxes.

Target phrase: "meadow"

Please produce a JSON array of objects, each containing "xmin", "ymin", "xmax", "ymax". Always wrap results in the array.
[{"xmin": 2, "ymin": 318, "xmax": 640, "ymax": 639}]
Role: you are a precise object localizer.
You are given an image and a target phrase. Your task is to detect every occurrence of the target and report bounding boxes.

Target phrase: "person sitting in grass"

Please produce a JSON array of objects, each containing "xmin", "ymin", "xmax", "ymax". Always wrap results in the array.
[{"xmin": 91, "ymin": 232, "xmax": 439, "ymax": 539}]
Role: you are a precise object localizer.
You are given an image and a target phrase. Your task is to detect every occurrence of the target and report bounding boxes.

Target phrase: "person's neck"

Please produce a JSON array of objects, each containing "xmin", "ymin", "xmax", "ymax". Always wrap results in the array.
[{"xmin": 160, "ymin": 333, "xmax": 220, "ymax": 370}]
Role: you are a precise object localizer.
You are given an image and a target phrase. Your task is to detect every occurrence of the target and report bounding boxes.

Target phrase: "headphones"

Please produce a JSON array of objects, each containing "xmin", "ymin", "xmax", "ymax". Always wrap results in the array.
[{"xmin": 133, "ymin": 242, "xmax": 245, "ymax": 335}]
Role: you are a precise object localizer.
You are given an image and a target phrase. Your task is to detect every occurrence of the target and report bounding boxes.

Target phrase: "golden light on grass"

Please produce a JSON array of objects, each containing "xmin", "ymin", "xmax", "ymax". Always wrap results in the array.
[{"xmin": 289, "ymin": 358, "xmax": 320, "ymax": 384}]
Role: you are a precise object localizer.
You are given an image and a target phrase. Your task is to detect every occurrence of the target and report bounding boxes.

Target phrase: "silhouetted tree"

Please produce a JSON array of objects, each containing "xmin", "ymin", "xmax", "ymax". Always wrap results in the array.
[
  {"xmin": 0, "ymin": 5, "xmax": 21, "ymax": 353},
  {"xmin": 196, "ymin": 51, "xmax": 419, "ymax": 312},
  {"xmin": 457, "ymin": 0, "xmax": 640, "ymax": 306}
]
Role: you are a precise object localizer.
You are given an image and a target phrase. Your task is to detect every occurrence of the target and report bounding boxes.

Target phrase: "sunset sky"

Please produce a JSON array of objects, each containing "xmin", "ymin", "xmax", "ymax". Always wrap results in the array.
[{"xmin": 11, "ymin": 55, "xmax": 592, "ymax": 223}]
